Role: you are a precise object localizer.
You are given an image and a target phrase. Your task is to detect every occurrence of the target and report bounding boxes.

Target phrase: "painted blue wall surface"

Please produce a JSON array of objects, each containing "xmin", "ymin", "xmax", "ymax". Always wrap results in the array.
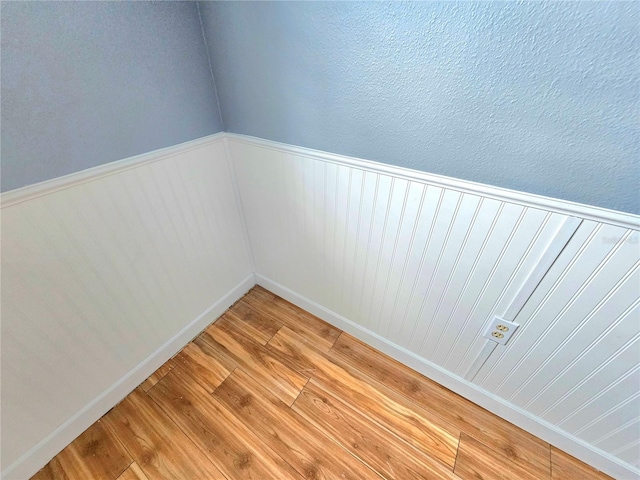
[
  {"xmin": 200, "ymin": 1, "xmax": 639, "ymax": 214},
  {"xmin": 1, "ymin": 1, "xmax": 223, "ymax": 192}
]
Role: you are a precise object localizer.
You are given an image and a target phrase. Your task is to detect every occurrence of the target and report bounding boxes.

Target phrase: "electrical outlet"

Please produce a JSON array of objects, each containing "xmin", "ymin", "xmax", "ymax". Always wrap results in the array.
[{"xmin": 483, "ymin": 316, "xmax": 519, "ymax": 345}]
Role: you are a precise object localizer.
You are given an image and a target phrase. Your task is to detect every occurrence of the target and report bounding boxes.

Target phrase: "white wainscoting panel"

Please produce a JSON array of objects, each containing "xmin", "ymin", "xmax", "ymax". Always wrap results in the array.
[
  {"xmin": 229, "ymin": 134, "xmax": 640, "ymax": 478},
  {"xmin": 1, "ymin": 135, "xmax": 253, "ymax": 478},
  {"xmin": 4, "ymin": 131, "xmax": 639, "ymax": 479},
  {"xmin": 475, "ymin": 223, "xmax": 640, "ymax": 459}
]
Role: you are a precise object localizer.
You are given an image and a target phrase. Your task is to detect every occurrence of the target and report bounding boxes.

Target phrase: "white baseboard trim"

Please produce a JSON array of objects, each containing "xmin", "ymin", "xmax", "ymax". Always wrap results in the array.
[
  {"xmin": 2, "ymin": 273, "xmax": 256, "ymax": 480},
  {"xmin": 256, "ymin": 274, "xmax": 639, "ymax": 480}
]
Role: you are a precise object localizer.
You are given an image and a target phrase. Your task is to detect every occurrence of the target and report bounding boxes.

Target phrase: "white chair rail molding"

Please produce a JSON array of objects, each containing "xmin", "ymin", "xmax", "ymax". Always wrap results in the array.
[{"xmin": 2, "ymin": 133, "xmax": 638, "ymax": 479}]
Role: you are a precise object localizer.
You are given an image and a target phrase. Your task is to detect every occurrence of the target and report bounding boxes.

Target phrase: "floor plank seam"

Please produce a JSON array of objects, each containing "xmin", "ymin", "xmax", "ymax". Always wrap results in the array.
[
  {"xmin": 328, "ymin": 348, "xmax": 463, "ymax": 446},
  {"xmin": 212, "ymin": 365, "xmax": 239, "ymax": 395},
  {"xmin": 327, "ymin": 329, "xmax": 343, "ymax": 351},
  {"xmin": 290, "ymin": 377, "xmax": 311, "ymax": 408},
  {"xmin": 114, "ymin": 459, "xmax": 135, "ymax": 480},
  {"xmin": 452, "ymin": 432, "xmax": 462, "ymax": 475},
  {"xmin": 264, "ymin": 324, "xmax": 284, "ymax": 347},
  {"xmin": 32, "ymin": 287, "xmax": 614, "ymax": 480},
  {"xmin": 142, "ymin": 385, "xmax": 232, "ymax": 480}
]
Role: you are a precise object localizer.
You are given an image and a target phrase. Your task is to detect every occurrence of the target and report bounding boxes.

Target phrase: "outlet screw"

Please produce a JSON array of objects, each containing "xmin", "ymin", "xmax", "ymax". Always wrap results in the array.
[
  {"xmin": 497, "ymin": 325, "xmax": 509, "ymax": 332},
  {"xmin": 492, "ymin": 332, "xmax": 505, "ymax": 339}
]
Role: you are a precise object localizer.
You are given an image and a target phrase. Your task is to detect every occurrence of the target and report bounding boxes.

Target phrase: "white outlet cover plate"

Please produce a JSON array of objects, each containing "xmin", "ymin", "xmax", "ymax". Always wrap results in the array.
[{"xmin": 483, "ymin": 316, "xmax": 520, "ymax": 345}]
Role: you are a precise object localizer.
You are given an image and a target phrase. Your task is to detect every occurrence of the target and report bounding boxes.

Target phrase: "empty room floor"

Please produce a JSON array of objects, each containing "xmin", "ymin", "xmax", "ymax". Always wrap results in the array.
[{"xmin": 32, "ymin": 286, "xmax": 612, "ymax": 480}]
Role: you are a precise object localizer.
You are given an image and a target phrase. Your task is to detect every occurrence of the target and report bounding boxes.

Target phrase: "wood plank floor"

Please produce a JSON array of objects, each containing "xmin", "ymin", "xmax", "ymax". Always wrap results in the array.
[{"xmin": 32, "ymin": 286, "xmax": 614, "ymax": 480}]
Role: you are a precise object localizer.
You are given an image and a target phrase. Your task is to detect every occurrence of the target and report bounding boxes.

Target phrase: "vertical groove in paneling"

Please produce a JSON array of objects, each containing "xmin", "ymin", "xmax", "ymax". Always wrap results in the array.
[
  {"xmin": 485, "ymin": 211, "xmax": 553, "ymax": 317},
  {"xmin": 406, "ymin": 192, "xmax": 464, "ymax": 352},
  {"xmin": 46, "ymin": 196, "xmax": 157, "ymax": 343},
  {"xmin": 382, "ymin": 184, "xmax": 428, "ymax": 339},
  {"xmin": 150, "ymin": 164, "xmax": 200, "ymax": 308},
  {"xmin": 230, "ymin": 139, "xmax": 640, "ymax": 469},
  {"xmin": 476, "ymin": 223, "xmax": 604, "ymax": 387},
  {"xmin": 99, "ymin": 174, "xmax": 177, "ymax": 326},
  {"xmin": 332, "ymin": 164, "xmax": 340, "ymax": 306},
  {"xmin": 451, "ymin": 206, "xmax": 529, "ymax": 373},
  {"xmin": 172, "ymin": 156, "xmax": 225, "ymax": 289},
  {"xmin": 120, "ymin": 169, "xmax": 188, "ymax": 311},
  {"xmin": 375, "ymin": 181, "xmax": 420, "ymax": 335},
  {"xmin": 558, "ymin": 370, "xmax": 640, "ymax": 429},
  {"xmin": 453, "ymin": 210, "xmax": 555, "ymax": 378},
  {"xmin": 302, "ymin": 157, "xmax": 316, "ymax": 300},
  {"xmin": 315, "ymin": 160, "xmax": 327, "ymax": 310},
  {"xmin": 518, "ymin": 266, "xmax": 640, "ymax": 409},
  {"xmin": 612, "ymin": 440, "xmax": 640, "ymax": 463},
  {"xmin": 535, "ymin": 307, "xmax": 640, "ymax": 418},
  {"xmin": 17, "ymin": 207, "xmax": 135, "ymax": 350},
  {"xmin": 419, "ymin": 196, "xmax": 483, "ymax": 354},
  {"xmin": 351, "ymin": 175, "xmax": 380, "ymax": 319},
  {"xmin": 341, "ymin": 168, "xmax": 362, "ymax": 316},
  {"xmin": 2, "ymin": 140, "xmax": 252, "ymax": 469},
  {"xmin": 495, "ymin": 230, "xmax": 634, "ymax": 396},
  {"xmin": 65, "ymin": 186, "xmax": 159, "ymax": 337},
  {"xmin": 364, "ymin": 177, "xmax": 396, "ymax": 329},
  {"xmin": 592, "ymin": 418, "xmax": 640, "ymax": 448},
  {"xmin": 393, "ymin": 187, "xmax": 445, "ymax": 344},
  {"xmin": 437, "ymin": 201, "xmax": 504, "ymax": 365},
  {"xmin": 112, "ymin": 171, "xmax": 186, "ymax": 323},
  {"xmin": 330, "ymin": 165, "xmax": 346, "ymax": 312},
  {"xmin": 2, "ymin": 264, "xmax": 108, "ymax": 382},
  {"xmin": 349, "ymin": 172, "xmax": 379, "ymax": 322}
]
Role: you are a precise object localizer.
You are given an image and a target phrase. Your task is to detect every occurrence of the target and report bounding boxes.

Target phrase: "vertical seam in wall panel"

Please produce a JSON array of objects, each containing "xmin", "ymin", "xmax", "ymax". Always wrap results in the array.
[
  {"xmin": 453, "ymin": 206, "xmax": 528, "ymax": 374},
  {"xmin": 491, "ymin": 227, "xmax": 629, "ymax": 395},
  {"xmin": 197, "ymin": 1, "xmax": 225, "ymax": 131}
]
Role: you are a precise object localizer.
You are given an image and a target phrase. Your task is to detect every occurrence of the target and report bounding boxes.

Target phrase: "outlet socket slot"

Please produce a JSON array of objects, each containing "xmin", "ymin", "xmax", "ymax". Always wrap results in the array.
[{"xmin": 483, "ymin": 316, "xmax": 519, "ymax": 345}]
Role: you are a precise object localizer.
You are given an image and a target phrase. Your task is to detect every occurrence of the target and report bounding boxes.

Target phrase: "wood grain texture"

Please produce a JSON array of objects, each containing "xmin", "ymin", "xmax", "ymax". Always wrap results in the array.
[
  {"xmin": 293, "ymin": 380, "xmax": 461, "ymax": 480},
  {"xmin": 231, "ymin": 137, "xmax": 640, "ymax": 472},
  {"xmin": 101, "ymin": 388, "xmax": 225, "ymax": 479},
  {"xmin": 227, "ymin": 300, "xmax": 283, "ymax": 345},
  {"xmin": 148, "ymin": 367, "xmax": 301, "ymax": 480},
  {"xmin": 139, "ymin": 359, "xmax": 176, "ymax": 392},
  {"xmin": 551, "ymin": 447, "xmax": 614, "ymax": 480},
  {"xmin": 214, "ymin": 368, "xmax": 379, "ymax": 480},
  {"xmin": 330, "ymin": 332, "xmax": 550, "ymax": 478},
  {"xmin": 454, "ymin": 433, "xmax": 546, "ymax": 480},
  {"xmin": 267, "ymin": 325, "xmax": 460, "ymax": 467},
  {"xmin": 2, "ymin": 138, "xmax": 254, "ymax": 472},
  {"xmin": 173, "ymin": 336, "xmax": 235, "ymax": 392},
  {"xmin": 116, "ymin": 463, "xmax": 149, "ymax": 480},
  {"xmin": 242, "ymin": 286, "xmax": 341, "ymax": 351},
  {"xmin": 201, "ymin": 315, "xmax": 308, "ymax": 405},
  {"xmin": 33, "ymin": 287, "xmax": 616, "ymax": 480},
  {"xmin": 31, "ymin": 420, "xmax": 131, "ymax": 480}
]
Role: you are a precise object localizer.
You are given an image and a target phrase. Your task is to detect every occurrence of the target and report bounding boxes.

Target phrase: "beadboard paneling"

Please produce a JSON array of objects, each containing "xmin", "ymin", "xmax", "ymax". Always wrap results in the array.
[
  {"xmin": 231, "ymin": 139, "xmax": 569, "ymax": 377},
  {"xmin": 1, "ymin": 136, "xmax": 253, "ymax": 475},
  {"xmin": 229, "ymin": 135, "xmax": 640, "ymax": 477},
  {"xmin": 475, "ymin": 224, "xmax": 640, "ymax": 453}
]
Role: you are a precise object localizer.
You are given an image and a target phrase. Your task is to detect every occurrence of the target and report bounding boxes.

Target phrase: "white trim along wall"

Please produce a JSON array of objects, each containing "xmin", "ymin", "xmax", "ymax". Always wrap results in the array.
[
  {"xmin": 2, "ymin": 133, "xmax": 639, "ymax": 479},
  {"xmin": 1, "ymin": 134, "xmax": 254, "ymax": 479}
]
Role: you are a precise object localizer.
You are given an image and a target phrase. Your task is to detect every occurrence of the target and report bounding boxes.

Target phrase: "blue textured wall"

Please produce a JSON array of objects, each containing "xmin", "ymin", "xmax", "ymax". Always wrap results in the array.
[
  {"xmin": 1, "ymin": 1, "xmax": 223, "ymax": 192},
  {"xmin": 200, "ymin": 1, "xmax": 639, "ymax": 214}
]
